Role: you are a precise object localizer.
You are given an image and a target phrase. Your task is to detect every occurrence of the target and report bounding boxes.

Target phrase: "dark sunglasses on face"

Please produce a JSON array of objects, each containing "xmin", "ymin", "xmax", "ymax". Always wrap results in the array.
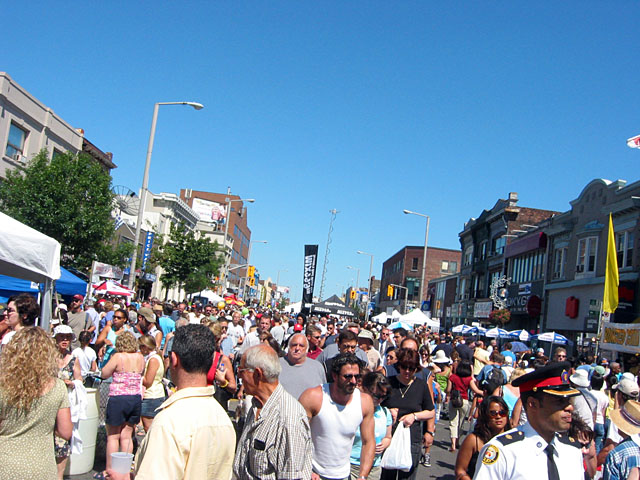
[
  {"xmin": 114, "ymin": 315, "xmax": 127, "ymax": 320},
  {"xmin": 398, "ymin": 365, "xmax": 416, "ymax": 372},
  {"xmin": 371, "ymin": 391, "xmax": 388, "ymax": 400},
  {"xmin": 342, "ymin": 373, "xmax": 362, "ymax": 381},
  {"xmin": 488, "ymin": 409, "xmax": 508, "ymax": 418}
]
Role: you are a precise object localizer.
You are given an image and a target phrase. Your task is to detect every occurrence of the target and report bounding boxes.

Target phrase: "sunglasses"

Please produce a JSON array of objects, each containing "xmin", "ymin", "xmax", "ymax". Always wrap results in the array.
[
  {"xmin": 311, "ymin": 335, "xmax": 322, "ymax": 339},
  {"xmin": 341, "ymin": 374, "xmax": 362, "ymax": 381},
  {"xmin": 398, "ymin": 365, "xmax": 417, "ymax": 372},
  {"xmin": 488, "ymin": 410, "xmax": 508, "ymax": 418},
  {"xmin": 371, "ymin": 391, "xmax": 389, "ymax": 400},
  {"xmin": 114, "ymin": 315, "xmax": 127, "ymax": 320}
]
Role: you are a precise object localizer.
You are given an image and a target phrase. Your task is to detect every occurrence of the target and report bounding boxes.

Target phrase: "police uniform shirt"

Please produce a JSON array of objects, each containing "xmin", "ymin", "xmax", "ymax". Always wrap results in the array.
[{"xmin": 473, "ymin": 422, "xmax": 584, "ymax": 480}]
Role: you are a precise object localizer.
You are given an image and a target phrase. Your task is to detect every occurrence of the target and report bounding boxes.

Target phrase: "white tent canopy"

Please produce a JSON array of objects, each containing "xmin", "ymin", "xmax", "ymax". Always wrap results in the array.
[
  {"xmin": 193, "ymin": 289, "xmax": 224, "ymax": 304},
  {"xmin": 285, "ymin": 301, "xmax": 302, "ymax": 314},
  {"xmin": 400, "ymin": 308, "xmax": 440, "ymax": 332},
  {"xmin": 372, "ymin": 312, "xmax": 388, "ymax": 324},
  {"xmin": 0, "ymin": 212, "xmax": 61, "ymax": 328}
]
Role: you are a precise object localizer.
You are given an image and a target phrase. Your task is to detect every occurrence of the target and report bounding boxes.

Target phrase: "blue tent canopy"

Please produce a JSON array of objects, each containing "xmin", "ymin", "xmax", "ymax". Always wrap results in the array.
[{"xmin": 0, "ymin": 267, "xmax": 87, "ymax": 302}]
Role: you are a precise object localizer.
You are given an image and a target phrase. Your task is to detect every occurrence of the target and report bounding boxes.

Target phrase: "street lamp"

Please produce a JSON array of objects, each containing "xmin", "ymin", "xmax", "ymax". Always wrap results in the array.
[
  {"xmin": 127, "ymin": 101, "xmax": 204, "ymax": 291},
  {"xmin": 276, "ymin": 269, "xmax": 288, "ymax": 287},
  {"xmin": 403, "ymin": 209, "xmax": 430, "ymax": 309},
  {"xmin": 221, "ymin": 196, "xmax": 255, "ymax": 291},
  {"xmin": 357, "ymin": 250, "xmax": 374, "ymax": 323},
  {"xmin": 243, "ymin": 240, "xmax": 267, "ymax": 300}
]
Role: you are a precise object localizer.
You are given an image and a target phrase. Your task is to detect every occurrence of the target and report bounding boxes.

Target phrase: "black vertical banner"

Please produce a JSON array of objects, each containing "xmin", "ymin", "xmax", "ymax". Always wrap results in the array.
[{"xmin": 302, "ymin": 245, "xmax": 318, "ymax": 311}]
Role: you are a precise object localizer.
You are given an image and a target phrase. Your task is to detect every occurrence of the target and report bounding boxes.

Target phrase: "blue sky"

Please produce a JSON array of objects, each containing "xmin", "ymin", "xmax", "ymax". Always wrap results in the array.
[{"xmin": 4, "ymin": 2, "xmax": 639, "ymax": 301}]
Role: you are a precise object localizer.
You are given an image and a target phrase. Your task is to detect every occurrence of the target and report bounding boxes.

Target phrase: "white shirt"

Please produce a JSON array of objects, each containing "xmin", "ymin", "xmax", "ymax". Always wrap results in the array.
[
  {"xmin": 227, "ymin": 323, "xmax": 244, "ymax": 347},
  {"xmin": 72, "ymin": 346, "xmax": 97, "ymax": 378},
  {"xmin": 473, "ymin": 422, "xmax": 584, "ymax": 480}
]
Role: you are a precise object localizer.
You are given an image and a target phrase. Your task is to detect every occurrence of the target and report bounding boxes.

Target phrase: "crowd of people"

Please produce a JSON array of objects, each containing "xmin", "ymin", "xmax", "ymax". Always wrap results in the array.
[{"xmin": 1, "ymin": 292, "xmax": 640, "ymax": 479}]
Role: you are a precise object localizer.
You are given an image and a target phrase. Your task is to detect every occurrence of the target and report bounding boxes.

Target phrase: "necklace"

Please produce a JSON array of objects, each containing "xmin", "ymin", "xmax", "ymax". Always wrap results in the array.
[{"xmin": 399, "ymin": 380, "xmax": 414, "ymax": 398}]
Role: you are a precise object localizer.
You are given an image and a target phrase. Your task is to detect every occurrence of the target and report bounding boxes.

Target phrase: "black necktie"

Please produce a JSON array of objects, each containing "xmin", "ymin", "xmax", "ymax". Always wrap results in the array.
[{"xmin": 545, "ymin": 444, "xmax": 560, "ymax": 480}]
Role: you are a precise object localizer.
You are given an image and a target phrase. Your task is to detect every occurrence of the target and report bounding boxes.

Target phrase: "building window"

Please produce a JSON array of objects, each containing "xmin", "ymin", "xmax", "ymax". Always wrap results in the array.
[
  {"xmin": 479, "ymin": 241, "xmax": 487, "ymax": 261},
  {"xmin": 459, "ymin": 277, "xmax": 468, "ymax": 300},
  {"xmin": 553, "ymin": 247, "xmax": 567, "ymax": 279},
  {"xmin": 412, "ymin": 257, "xmax": 419, "ymax": 271},
  {"xmin": 577, "ymin": 236, "xmax": 598, "ymax": 274},
  {"xmin": 617, "ymin": 231, "xmax": 634, "ymax": 268},
  {"xmin": 442, "ymin": 261, "xmax": 457, "ymax": 273},
  {"xmin": 464, "ymin": 246, "xmax": 473, "ymax": 266},
  {"xmin": 6, "ymin": 123, "xmax": 27, "ymax": 160},
  {"xmin": 492, "ymin": 236, "xmax": 506, "ymax": 255}
]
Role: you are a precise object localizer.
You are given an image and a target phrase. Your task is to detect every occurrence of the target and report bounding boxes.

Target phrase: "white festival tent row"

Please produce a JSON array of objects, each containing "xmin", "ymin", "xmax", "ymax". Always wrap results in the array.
[
  {"xmin": 372, "ymin": 309, "xmax": 403, "ymax": 324},
  {"xmin": 399, "ymin": 308, "xmax": 440, "ymax": 332},
  {"xmin": 0, "ymin": 212, "xmax": 61, "ymax": 329}
]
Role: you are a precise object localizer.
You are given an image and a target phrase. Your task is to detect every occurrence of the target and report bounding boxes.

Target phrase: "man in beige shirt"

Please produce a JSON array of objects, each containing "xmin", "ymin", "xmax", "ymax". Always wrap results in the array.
[
  {"xmin": 108, "ymin": 324, "xmax": 236, "ymax": 480},
  {"xmin": 473, "ymin": 340, "xmax": 491, "ymax": 377}
]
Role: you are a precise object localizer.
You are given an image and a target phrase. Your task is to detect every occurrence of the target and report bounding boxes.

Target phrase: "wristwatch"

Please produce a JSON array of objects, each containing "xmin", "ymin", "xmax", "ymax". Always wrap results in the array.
[{"xmin": 425, "ymin": 430, "xmax": 435, "ymax": 436}]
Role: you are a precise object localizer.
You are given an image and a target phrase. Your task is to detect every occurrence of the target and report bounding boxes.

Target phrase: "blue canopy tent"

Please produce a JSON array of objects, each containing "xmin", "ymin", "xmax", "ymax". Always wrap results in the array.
[{"xmin": 0, "ymin": 267, "xmax": 87, "ymax": 302}]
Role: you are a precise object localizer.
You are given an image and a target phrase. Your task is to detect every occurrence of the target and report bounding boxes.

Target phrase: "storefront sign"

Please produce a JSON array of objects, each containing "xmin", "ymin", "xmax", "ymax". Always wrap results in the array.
[
  {"xmin": 600, "ymin": 322, "xmax": 640, "ymax": 354},
  {"xmin": 474, "ymin": 301, "xmax": 493, "ymax": 319}
]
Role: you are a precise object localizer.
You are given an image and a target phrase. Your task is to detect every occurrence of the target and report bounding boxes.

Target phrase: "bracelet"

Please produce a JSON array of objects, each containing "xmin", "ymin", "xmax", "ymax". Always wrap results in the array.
[
  {"xmin": 413, "ymin": 413, "xmax": 418, "ymax": 422},
  {"xmin": 358, "ymin": 477, "xmax": 367, "ymax": 480},
  {"xmin": 219, "ymin": 380, "xmax": 229, "ymax": 389}
]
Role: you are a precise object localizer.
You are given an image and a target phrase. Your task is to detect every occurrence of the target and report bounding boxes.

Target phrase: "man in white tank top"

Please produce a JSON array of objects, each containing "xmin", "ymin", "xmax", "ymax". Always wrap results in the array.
[{"xmin": 299, "ymin": 353, "xmax": 375, "ymax": 480}]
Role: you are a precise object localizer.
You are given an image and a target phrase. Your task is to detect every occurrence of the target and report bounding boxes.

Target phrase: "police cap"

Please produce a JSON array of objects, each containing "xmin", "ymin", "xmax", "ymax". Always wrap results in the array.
[{"xmin": 512, "ymin": 361, "xmax": 580, "ymax": 397}]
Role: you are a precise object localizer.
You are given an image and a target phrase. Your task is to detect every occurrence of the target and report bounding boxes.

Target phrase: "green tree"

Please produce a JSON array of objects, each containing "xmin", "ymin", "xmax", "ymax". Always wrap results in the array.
[
  {"xmin": 152, "ymin": 223, "xmax": 224, "ymax": 296},
  {"xmin": 0, "ymin": 150, "xmax": 130, "ymax": 271}
]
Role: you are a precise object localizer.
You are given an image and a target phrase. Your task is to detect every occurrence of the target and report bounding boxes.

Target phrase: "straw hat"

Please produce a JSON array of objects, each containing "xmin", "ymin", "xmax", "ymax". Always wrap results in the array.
[{"xmin": 610, "ymin": 400, "xmax": 640, "ymax": 436}]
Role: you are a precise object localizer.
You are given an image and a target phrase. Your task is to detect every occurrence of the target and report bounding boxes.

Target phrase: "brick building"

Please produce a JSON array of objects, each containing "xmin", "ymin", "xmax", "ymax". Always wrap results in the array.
[
  {"xmin": 378, "ymin": 246, "xmax": 461, "ymax": 314},
  {"xmin": 453, "ymin": 192, "xmax": 558, "ymax": 327},
  {"xmin": 180, "ymin": 189, "xmax": 252, "ymax": 290}
]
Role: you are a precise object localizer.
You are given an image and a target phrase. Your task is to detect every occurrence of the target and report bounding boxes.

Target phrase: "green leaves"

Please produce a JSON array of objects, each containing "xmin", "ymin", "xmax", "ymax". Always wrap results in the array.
[
  {"xmin": 0, "ymin": 149, "xmax": 125, "ymax": 271},
  {"xmin": 152, "ymin": 223, "xmax": 224, "ymax": 295}
]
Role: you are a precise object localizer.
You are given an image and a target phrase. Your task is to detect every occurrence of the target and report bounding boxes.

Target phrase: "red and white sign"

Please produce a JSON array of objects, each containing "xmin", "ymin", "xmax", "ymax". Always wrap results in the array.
[{"xmin": 627, "ymin": 134, "xmax": 640, "ymax": 149}]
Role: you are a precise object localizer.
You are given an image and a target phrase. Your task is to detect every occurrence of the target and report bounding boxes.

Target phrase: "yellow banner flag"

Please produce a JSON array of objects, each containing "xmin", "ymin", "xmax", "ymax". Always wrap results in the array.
[{"xmin": 603, "ymin": 213, "xmax": 619, "ymax": 313}]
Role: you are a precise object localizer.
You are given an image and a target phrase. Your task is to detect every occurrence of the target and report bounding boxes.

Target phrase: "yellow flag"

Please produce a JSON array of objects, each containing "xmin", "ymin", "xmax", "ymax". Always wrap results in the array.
[{"xmin": 603, "ymin": 213, "xmax": 619, "ymax": 313}]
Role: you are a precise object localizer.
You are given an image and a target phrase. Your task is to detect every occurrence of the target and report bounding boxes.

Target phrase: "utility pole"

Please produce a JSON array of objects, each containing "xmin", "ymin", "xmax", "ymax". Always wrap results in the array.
[{"xmin": 319, "ymin": 209, "xmax": 339, "ymax": 301}]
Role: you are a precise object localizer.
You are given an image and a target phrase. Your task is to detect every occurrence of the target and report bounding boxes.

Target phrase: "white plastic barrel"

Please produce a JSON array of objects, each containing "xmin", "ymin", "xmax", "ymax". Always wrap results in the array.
[{"xmin": 66, "ymin": 387, "xmax": 100, "ymax": 475}]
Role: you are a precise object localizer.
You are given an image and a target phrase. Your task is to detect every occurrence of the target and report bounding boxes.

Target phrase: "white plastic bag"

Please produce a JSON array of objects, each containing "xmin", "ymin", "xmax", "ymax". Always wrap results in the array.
[{"xmin": 379, "ymin": 422, "xmax": 413, "ymax": 472}]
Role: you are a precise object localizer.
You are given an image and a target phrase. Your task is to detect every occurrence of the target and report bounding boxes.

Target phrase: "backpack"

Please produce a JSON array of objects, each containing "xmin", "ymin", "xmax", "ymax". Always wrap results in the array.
[
  {"xmin": 484, "ymin": 366, "xmax": 506, "ymax": 386},
  {"xmin": 450, "ymin": 388, "xmax": 463, "ymax": 408}
]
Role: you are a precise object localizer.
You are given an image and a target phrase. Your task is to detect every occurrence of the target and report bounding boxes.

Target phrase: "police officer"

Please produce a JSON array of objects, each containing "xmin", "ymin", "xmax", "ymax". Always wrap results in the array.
[{"xmin": 473, "ymin": 362, "xmax": 583, "ymax": 480}]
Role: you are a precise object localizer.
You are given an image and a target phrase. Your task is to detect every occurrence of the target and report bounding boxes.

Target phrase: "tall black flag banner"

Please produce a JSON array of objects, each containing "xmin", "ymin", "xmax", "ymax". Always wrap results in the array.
[{"xmin": 302, "ymin": 245, "xmax": 319, "ymax": 311}]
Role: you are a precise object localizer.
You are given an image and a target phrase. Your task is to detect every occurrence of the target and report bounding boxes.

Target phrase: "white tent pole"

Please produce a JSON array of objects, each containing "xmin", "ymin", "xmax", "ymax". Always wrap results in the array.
[{"xmin": 40, "ymin": 278, "xmax": 53, "ymax": 332}]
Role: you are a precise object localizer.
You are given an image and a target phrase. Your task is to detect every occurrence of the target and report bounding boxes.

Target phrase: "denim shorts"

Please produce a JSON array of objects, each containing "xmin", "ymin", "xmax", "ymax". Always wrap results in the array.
[
  {"xmin": 141, "ymin": 396, "xmax": 165, "ymax": 418},
  {"xmin": 106, "ymin": 395, "xmax": 142, "ymax": 426}
]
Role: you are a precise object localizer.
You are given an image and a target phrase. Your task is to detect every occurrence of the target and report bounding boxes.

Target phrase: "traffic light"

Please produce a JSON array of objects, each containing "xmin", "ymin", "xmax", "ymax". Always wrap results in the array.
[
  {"xmin": 247, "ymin": 265, "xmax": 255, "ymax": 278},
  {"xmin": 387, "ymin": 285, "xmax": 394, "ymax": 297},
  {"xmin": 350, "ymin": 290, "xmax": 356, "ymax": 300},
  {"xmin": 249, "ymin": 277, "xmax": 256, "ymax": 286}
]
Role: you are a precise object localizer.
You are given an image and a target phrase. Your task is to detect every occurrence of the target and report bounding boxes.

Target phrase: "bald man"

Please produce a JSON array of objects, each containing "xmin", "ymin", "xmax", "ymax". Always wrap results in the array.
[{"xmin": 279, "ymin": 333, "xmax": 326, "ymax": 399}]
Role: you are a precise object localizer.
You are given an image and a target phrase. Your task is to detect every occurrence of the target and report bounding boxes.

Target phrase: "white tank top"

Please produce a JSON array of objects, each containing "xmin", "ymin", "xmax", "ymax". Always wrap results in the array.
[{"xmin": 311, "ymin": 383, "xmax": 363, "ymax": 478}]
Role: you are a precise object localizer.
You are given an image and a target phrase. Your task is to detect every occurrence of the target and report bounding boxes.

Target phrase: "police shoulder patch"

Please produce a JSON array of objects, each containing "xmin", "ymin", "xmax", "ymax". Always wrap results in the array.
[
  {"xmin": 482, "ymin": 445, "xmax": 500, "ymax": 465},
  {"xmin": 496, "ymin": 430, "xmax": 525, "ymax": 446},
  {"xmin": 556, "ymin": 432, "xmax": 580, "ymax": 448}
]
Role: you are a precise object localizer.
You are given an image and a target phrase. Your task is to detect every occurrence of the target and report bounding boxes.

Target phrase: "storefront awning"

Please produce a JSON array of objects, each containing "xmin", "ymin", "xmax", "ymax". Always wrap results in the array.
[{"xmin": 505, "ymin": 232, "xmax": 547, "ymax": 258}]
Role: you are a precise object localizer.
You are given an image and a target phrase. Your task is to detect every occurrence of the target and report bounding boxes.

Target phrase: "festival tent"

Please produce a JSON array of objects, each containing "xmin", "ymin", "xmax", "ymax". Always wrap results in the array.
[
  {"xmin": 92, "ymin": 280, "xmax": 134, "ymax": 297},
  {"xmin": 0, "ymin": 266, "xmax": 87, "ymax": 301},
  {"xmin": 372, "ymin": 312, "xmax": 388, "ymax": 324},
  {"xmin": 193, "ymin": 289, "xmax": 224, "ymax": 304},
  {"xmin": 391, "ymin": 309, "xmax": 402, "ymax": 320},
  {"xmin": 400, "ymin": 309, "xmax": 441, "ymax": 332},
  {"xmin": 311, "ymin": 295, "xmax": 355, "ymax": 317},
  {"xmin": 0, "ymin": 212, "xmax": 61, "ymax": 328},
  {"xmin": 284, "ymin": 301, "xmax": 302, "ymax": 314}
]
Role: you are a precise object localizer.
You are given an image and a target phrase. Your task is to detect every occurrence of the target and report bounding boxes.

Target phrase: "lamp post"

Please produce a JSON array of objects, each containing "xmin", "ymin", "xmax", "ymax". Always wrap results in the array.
[
  {"xmin": 242, "ymin": 240, "xmax": 267, "ymax": 300},
  {"xmin": 403, "ymin": 210, "xmax": 430, "ymax": 309},
  {"xmin": 357, "ymin": 250, "xmax": 374, "ymax": 323},
  {"xmin": 346, "ymin": 265, "xmax": 360, "ymax": 308},
  {"xmin": 127, "ymin": 101, "xmax": 204, "ymax": 291},
  {"xmin": 221, "ymin": 195, "xmax": 255, "ymax": 292},
  {"xmin": 276, "ymin": 269, "xmax": 288, "ymax": 288}
]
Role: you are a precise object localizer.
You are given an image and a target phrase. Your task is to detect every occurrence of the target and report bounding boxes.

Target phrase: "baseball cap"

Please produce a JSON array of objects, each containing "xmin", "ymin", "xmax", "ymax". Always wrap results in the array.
[
  {"xmin": 73, "ymin": 294, "xmax": 84, "ymax": 302},
  {"xmin": 294, "ymin": 324, "xmax": 303, "ymax": 332},
  {"xmin": 138, "ymin": 307, "xmax": 156, "ymax": 323},
  {"xmin": 357, "ymin": 330, "xmax": 375, "ymax": 343}
]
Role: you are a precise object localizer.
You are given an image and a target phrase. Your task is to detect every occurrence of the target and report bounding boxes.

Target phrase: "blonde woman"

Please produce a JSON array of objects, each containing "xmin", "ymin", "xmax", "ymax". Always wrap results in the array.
[
  {"xmin": 97, "ymin": 332, "xmax": 144, "ymax": 479},
  {"xmin": 0, "ymin": 327, "xmax": 73, "ymax": 479},
  {"xmin": 138, "ymin": 335, "xmax": 165, "ymax": 432}
]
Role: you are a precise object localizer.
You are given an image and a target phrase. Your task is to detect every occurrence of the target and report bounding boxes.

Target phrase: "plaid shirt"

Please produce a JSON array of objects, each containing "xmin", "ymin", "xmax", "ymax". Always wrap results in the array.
[
  {"xmin": 603, "ymin": 435, "xmax": 640, "ymax": 480},
  {"xmin": 233, "ymin": 383, "xmax": 312, "ymax": 480}
]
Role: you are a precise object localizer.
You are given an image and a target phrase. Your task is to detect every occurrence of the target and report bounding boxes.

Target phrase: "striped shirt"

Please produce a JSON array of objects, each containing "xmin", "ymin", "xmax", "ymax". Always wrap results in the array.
[{"xmin": 233, "ymin": 383, "xmax": 312, "ymax": 480}]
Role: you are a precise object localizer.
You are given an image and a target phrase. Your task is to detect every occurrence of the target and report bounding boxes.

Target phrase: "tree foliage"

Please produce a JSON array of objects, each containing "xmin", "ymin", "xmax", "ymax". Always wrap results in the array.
[
  {"xmin": 0, "ymin": 150, "xmax": 129, "ymax": 271},
  {"xmin": 152, "ymin": 223, "xmax": 224, "ymax": 295}
]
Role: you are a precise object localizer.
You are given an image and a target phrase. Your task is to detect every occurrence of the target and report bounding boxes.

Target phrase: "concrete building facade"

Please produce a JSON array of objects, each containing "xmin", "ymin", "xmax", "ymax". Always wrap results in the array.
[{"xmin": 0, "ymin": 72, "xmax": 114, "ymax": 178}]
